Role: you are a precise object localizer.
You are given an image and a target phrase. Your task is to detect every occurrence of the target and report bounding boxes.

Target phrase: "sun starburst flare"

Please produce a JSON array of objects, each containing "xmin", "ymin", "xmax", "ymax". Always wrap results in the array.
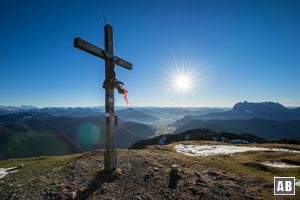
[{"xmin": 166, "ymin": 60, "xmax": 199, "ymax": 97}]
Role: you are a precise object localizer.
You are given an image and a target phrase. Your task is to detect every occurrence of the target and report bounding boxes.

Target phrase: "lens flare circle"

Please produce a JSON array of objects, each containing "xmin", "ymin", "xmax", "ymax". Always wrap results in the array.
[{"xmin": 76, "ymin": 122, "xmax": 101, "ymax": 148}]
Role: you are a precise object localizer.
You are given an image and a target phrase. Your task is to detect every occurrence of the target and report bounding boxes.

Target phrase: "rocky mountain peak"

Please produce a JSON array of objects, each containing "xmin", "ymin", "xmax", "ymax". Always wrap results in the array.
[{"xmin": 232, "ymin": 101, "xmax": 288, "ymax": 113}]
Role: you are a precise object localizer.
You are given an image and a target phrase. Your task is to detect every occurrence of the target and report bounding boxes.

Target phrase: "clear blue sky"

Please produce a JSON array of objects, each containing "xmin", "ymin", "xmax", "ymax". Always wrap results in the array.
[{"xmin": 1, "ymin": 0, "xmax": 299, "ymax": 107}]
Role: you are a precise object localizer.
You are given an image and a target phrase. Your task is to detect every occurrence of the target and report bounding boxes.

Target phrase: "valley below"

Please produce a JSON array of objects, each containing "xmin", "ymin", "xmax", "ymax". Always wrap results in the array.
[
  {"xmin": 0, "ymin": 102, "xmax": 300, "ymax": 199},
  {"xmin": 1, "ymin": 101, "xmax": 300, "ymax": 161}
]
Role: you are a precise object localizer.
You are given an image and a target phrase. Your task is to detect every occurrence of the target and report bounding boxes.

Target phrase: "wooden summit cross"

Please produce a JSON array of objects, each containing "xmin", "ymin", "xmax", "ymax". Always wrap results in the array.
[{"xmin": 74, "ymin": 24, "xmax": 132, "ymax": 173}]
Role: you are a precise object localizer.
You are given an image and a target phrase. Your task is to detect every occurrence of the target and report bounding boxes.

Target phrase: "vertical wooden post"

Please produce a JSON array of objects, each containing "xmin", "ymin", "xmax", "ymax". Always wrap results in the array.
[
  {"xmin": 74, "ymin": 23, "xmax": 132, "ymax": 174},
  {"xmin": 104, "ymin": 24, "xmax": 116, "ymax": 172}
]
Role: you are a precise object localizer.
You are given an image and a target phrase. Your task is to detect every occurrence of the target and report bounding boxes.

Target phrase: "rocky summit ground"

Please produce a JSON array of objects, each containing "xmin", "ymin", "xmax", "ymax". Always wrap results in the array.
[{"xmin": 0, "ymin": 141, "xmax": 300, "ymax": 200}]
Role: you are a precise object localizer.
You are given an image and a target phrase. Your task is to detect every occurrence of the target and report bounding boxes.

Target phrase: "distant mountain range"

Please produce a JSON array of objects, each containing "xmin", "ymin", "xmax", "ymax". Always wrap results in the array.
[
  {"xmin": 172, "ymin": 101, "xmax": 300, "ymax": 140},
  {"xmin": 1, "ymin": 101, "xmax": 300, "ymax": 159},
  {"xmin": 115, "ymin": 108, "xmax": 159, "ymax": 124},
  {"xmin": 0, "ymin": 106, "xmax": 162, "ymax": 124},
  {"xmin": 0, "ymin": 105, "xmax": 104, "ymax": 117},
  {"xmin": 0, "ymin": 105, "xmax": 37, "ymax": 115},
  {"xmin": 136, "ymin": 107, "xmax": 228, "ymax": 121},
  {"xmin": 173, "ymin": 118, "xmax": 300, "ymax": 140},
  {"xmin": 0, "ymin": 112, "xmax": 155, "ymax": 160},
  {"xmin": 173, "ymin": 102, "xmax": 300, "ymax": 127},
  {"xmin": 0, "ymin": 106, "xmax": 227, "ymax": 123}
]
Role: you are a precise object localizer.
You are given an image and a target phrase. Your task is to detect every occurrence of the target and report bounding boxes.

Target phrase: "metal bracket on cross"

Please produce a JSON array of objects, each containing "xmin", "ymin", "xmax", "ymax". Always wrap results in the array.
[{"xmin": 102, "ymin": 78, "xmax": 126, "ymax": 94}]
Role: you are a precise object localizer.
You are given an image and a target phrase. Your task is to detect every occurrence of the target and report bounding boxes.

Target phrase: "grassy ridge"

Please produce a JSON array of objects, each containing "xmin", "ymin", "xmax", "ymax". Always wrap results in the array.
[{"xmin": 0, "ymin": 141, "xmax": 299, "ymax": 199}]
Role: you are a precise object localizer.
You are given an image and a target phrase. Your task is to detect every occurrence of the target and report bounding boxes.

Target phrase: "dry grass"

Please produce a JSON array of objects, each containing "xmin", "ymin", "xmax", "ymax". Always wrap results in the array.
[{"xmin": 0, "ymin": 141, "xmax": 299, "ymax": 199}]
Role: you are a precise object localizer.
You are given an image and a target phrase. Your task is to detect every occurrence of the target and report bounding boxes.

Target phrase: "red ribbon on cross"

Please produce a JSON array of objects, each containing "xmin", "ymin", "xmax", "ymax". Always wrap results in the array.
[{"xmin": 123, "ymin": 88, "xmax": 129, "ymax": 106}]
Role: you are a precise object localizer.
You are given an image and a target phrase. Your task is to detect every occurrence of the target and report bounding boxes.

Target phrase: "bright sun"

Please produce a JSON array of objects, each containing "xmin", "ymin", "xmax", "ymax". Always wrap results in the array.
[
  {"xmin": 167, "ymin": 62, "xmax": 198, "ymax": 96},
  {"xmin": 175, "ymin": 75, "xmax": 190, "ymax": 90}
]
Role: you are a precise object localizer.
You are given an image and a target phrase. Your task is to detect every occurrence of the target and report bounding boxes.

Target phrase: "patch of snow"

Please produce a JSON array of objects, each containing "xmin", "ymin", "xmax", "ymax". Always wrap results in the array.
[
  {"xmin": 261, "ymin": 161, "xmax": 300, "ymax": 168},
  {"xmin": 175, "ymin": 144, "xmax": 300, "ymax": 157},
  {"xmin": 211, "ymin": 136, "xmax": 218, "ymax": 141},
  {"xmin": 0, "ymin": 167, "xmax": 18, "ymax": 179},
  {"xmin": 158, "ymin": 136, "xmax": 167, "ymax": 145}
]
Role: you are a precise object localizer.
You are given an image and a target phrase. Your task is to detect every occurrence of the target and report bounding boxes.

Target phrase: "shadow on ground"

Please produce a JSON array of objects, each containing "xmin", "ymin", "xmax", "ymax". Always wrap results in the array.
[{"xmin": 76, "ymin": 170, "xmax": 118, "ymax": 200}]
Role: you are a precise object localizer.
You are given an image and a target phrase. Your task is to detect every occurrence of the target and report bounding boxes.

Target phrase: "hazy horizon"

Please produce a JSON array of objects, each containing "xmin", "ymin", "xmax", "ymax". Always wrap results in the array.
[{"xmin": 1, "ymin": 101, "xmax": 299, "ymax": 109}]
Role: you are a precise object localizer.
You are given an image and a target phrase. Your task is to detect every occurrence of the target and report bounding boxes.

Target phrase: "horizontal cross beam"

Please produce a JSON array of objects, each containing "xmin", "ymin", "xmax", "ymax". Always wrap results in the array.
[{"xmin": 74, "ymin": 37, "xmax": 132, "ymax": 70}]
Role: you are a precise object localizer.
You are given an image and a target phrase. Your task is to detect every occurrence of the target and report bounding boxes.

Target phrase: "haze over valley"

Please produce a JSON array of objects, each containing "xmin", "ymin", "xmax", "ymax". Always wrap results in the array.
[{"xmin": 1, "ymin": 101, "xmax": 300, "ymax": 160}]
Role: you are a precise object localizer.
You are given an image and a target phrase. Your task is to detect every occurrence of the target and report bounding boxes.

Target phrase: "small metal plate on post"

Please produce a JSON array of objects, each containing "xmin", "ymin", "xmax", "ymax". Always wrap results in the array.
[
  {"xmin": 105, "ymin": 113, "xmax": 110, "ymax": 117},
  {"xmin": 109, "ymin": 98, "xmax": 114, "ymax": 103}
]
